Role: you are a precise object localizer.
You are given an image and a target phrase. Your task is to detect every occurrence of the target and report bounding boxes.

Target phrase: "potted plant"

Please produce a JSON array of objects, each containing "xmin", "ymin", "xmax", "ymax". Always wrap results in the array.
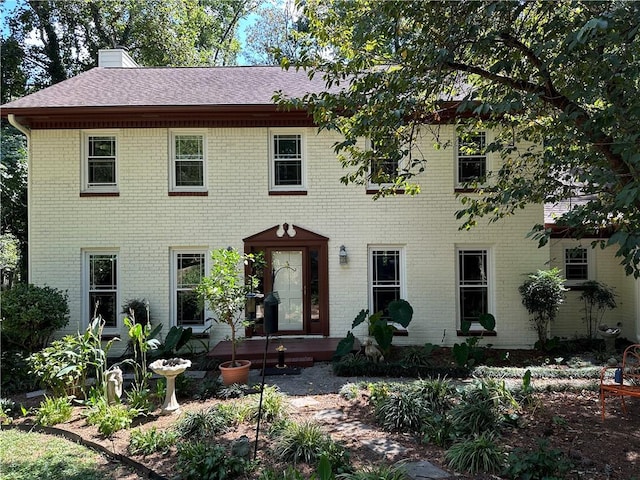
[{"xmin": 197, "ymin": 247, "xmax": 259, "ymax": 385}]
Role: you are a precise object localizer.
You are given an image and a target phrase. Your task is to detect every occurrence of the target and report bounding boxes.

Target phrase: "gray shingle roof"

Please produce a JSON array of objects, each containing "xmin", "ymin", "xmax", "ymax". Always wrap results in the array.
[{"xmin": 2, "ymin": 66, "xmax": 330, "ymax": 109}]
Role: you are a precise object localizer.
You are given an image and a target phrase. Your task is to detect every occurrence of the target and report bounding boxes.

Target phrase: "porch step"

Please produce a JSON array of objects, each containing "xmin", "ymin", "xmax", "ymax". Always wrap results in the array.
[{"xmin": 209, "ymin": 337, "xmax": 360, "ymax": 366}]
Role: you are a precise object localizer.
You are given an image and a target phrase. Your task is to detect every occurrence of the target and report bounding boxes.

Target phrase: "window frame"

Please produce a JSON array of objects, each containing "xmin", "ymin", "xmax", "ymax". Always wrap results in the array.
[
  {"xmin": 367, "ymin": 138, "xmax": 402, "ymax": 189},
  {"xmin": 455, "ymin": 246, "xmax": 494, "ymax": 331},
  {"xmin": 269, "ymin": 129, "xmax": 307, "ymax": 192},
  {"xmin": 367, "ymin": 246, "xmax": 407, "ymax": 321},
  {"xmin": 82, "ymin": 250, "xmax": 119, "ymax": 332},
  {"xmin": 564, "ymin": 246, "xmax": 593, "ymax": 286},
  {"xmin": 82, "ymin": 131, "xmax": 119, "ymax": 193},
  {"xmin": 170, "ymin": 249, "xmax": 208, "ymax": 332},
  {"xmin": 169, "ymin": 130, "xmax": 208, "ymax": 192},
  {"xmin": 456, "ymin": 131, "xmax": 487, "ymax": 186}
]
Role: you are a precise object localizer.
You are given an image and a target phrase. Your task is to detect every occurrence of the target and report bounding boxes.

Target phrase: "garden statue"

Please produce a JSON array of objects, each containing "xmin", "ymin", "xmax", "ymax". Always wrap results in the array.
[{"xmin": 105, "ymin": 367, "xmax": 123, "ymax": 405}]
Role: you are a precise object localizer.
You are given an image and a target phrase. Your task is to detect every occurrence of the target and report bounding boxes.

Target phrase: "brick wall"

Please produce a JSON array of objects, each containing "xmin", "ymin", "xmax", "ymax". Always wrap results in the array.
[{"xmin": 29, "ymin": 125, "xmax": 563, "ymax": 353}]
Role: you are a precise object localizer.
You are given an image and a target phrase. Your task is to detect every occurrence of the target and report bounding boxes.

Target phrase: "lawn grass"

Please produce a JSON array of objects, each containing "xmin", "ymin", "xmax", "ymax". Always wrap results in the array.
[{"xmin": 0, "ymin": 429, "xmax": 132, "ymax": 480}]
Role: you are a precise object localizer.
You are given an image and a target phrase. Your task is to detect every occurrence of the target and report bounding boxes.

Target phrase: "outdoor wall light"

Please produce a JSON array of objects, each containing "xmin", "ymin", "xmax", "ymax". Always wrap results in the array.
[{"xmin": 339, "ymin": 245, "xmax": 348, "ymax": 265}]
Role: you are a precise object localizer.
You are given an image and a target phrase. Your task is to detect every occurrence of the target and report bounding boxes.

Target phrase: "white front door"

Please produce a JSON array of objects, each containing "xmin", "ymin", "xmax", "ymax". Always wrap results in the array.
[{"xmin": 272, "ymin": 250, "xmax": 304, "ymax": 331}]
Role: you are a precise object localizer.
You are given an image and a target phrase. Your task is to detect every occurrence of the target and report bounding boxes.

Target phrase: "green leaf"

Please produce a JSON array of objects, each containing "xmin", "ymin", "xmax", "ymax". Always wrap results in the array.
[
  {"xmin": 333, "ymin": 331, "xmax": 355, "ymax": 359},
  {"xmin": 387, "ymin": 299, "xmax": 413, "ymax": 328}
]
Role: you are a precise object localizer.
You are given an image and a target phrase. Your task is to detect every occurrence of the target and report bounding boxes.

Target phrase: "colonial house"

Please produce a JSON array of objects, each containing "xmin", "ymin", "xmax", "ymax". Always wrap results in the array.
[{"xmin": 2, "ymin": 49, "xmax": 638, "ymax": 356}]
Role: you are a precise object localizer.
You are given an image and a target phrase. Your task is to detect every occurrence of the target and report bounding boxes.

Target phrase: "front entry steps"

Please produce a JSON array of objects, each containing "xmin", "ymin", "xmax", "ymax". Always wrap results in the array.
[{"xmin": 208, "ymin": 337, "xmax": 360, "ymax": 369}]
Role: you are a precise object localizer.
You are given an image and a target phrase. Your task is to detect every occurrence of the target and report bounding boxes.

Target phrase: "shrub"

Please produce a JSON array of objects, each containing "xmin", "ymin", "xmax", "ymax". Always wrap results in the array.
[
  {"xmin": 177, "ymin": 441, "xmax": 254, "ymax": 480},
  {"xmin": 175, "ymin": 404, "xmax": 236, "ymax": 440},
  {"xmin": 337, "ymin": 462, "xmax": 408, "ymax": 479},
  {"xmin": 245, "ymin": 385, "xmax": 289, "ymax": 422},
  {"xmin": 1, "ymin": 350, "xmax": 38, "ymax": 395},
  {"xmin": 445, "ymin": 432, "xmax": 504, "ymax": 474},
  {"xmin": 129, "ymin": 427, "xmax": 177, "ymax": 456},
  {"xmin": 374, "ymin": 388, "xmax": 430, "ymax": 433},
  {"xmin": 84, "ymin": 399, "xmax": 137, "ymax": 437},
  {"xmin": 503, "ymin": 439, "xmax": 573, "ymax": 480},
  {"xmin": 1, "ymin": 283, "xmax": 69, "ymax": 353},
  {"xmin": 409, "ymin": 377, "xmax": 455, "ymax": 414},
  {"xmin": 450, "ymin": 381, "xmax": 508, "ymax": 438},
  {"xmin": 579, "ymin": 280, "xmax": 617, "ymax": 339},
  {"xmin": 35, "ymin": 396, "xmax": 73, "ymax": 426},
  {"xmin": 518, "ymin": 269, "xmax": 567, "ymax": 348},
  {"xmin": 272, "ymin": 420, "xmax": 335, "ymax": 465}
]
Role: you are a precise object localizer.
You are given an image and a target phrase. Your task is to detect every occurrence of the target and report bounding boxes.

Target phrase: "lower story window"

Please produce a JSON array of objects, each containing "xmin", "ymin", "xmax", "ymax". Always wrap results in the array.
[
  {"xmin": 173, "ymin": 251, "xmax": 205, "ymax": 328},
  {"xmin": 86, "ymin": 252, "xmax": 118, "ymax": 328},
  {"xmin": 369, "ymin": 247, "xmax": 404, "ymax": 315},
  {"xmin": 457, "ymin": 248, "xmax": 491, "ymax": 326},
  {"xmin": 564, "ymin": 247, "xmax": 589, "ymax": 283}
]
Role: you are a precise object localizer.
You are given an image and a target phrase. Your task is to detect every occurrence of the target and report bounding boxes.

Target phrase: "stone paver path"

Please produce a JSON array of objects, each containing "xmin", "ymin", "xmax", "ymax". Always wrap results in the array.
[{"xmin": 309, "ymin": 406, "xmax": 453, "ymax": 480}]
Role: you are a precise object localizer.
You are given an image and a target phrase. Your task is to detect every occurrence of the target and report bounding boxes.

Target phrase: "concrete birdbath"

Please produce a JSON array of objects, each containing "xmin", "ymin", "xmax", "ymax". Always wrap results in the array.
[{"xmin": 149, "ymin": 358, "xmax": 192, "ymax": 415}]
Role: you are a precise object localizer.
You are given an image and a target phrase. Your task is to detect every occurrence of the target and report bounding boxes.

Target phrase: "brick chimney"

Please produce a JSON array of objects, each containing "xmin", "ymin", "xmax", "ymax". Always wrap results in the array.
[{"xmin": 98, "ymin": 48, "xmax": 138, "ymax": 68}]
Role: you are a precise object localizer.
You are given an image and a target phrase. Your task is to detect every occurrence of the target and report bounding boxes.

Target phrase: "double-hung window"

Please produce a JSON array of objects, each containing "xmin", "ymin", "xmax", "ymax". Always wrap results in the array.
[
  {"xmin": 457, "ymin": 132, "xmax": 486, "ymax": 185},
  {"xmin": 171, "ymin": 132, "xmax": 206, "ymax": 192},
  {"xmin": 172, "ymin": 251, "xmax": 206, "ymax": 329},
  {"xmin": 457, "ymin": 248, "xmax": 492, "ymax": 327},
  {"xmin": 83, "ymin": 133, "xmax": 118, "ymax": 192},
  {"xmin": 85, "ymin": 252, "xmax": 118, "ymax": 329},
  {"xmin": 564, "ymin": 247, "xmax": 590, "ymax": 285},
  {"xmin": 368, "ymin": 138, "xmax": 400, "ymax": 188},
  {"xmin": 270, "ymin": 131, "xmax": 305, "ymax": 192},
  {"xmin": 369, "ymin": 247, "xmax": 405, "ymax": 316}
]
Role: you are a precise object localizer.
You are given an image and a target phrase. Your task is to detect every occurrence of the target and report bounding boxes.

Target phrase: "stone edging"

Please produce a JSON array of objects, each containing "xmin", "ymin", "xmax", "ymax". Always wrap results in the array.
[{"xmin": 4, "ymin": 423, "xmax": 169, "ymax": 480}]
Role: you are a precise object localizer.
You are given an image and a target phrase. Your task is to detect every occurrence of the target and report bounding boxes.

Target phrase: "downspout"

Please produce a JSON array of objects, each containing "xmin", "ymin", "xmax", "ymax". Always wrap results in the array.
[{"xmin": 7, "ymin": 114, "xmax": 32, "ymax": 283}]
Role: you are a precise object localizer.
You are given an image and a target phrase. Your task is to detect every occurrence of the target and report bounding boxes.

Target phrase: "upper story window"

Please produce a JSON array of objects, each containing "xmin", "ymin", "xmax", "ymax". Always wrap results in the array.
[
  {"xmin": 368, "ymin": 138, "xmax": 400, "ymax": 188},
  {"xmin": 171, "ymin": 132, "xmax": 206, "ymax": 192},
  {"xmin": 457, "ymin": 132, "xmax": 486, "ymax": 185},
  {"xmin": 270, "ymin": 131, "xmax": 306, "ymax": 192},
  {"xmin": 84, "ymin": 251, "xmax": 118, "ymax": 329},
  {"xmin": 171, "ymin": 250, "xmax": 206, "ymax": 330},
  {"xmin": 368, "ymin": 247, "xmax": 405, "ymax": 316},
  {"xmin": 564, "ymin": 247, "xmax": 591, "ymax": 285},
  {"xmin": 83, "ymin": 133, "xmax": 118, "ymax": 193},
  {"xmin": 457, "ymin": 247, "xmax": 493, "ymax": 328}
]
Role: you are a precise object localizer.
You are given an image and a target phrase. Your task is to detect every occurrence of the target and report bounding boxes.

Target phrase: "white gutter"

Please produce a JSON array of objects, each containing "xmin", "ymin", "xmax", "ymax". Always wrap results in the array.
[{"xmin": 7, "ymin": 114, "xmax": 32, "ymax": 282}]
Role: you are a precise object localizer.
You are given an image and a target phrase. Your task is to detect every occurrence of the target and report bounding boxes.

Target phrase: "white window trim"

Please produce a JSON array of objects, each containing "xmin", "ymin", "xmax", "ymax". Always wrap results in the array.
[
  {"xmin": 367, "ymin": 246, "xmax": 407, "ymax": 329},
  {"xmin": 367, "ymin": 138, "xmax": 403, "ymax": 189},
  {"xmin": 82, "ymin": 249, "xmax": 120, "ymax": 333},
  {"xmin": 169, "ymin": 130, "xmax": 208, "ymax": 192},
  {"xmin": 170, "ymin": 248, "xmax": 210, "ymax": 333},
  {"xmin": 563, "ymin": 246, "xmax": 594, "ymax": 286},
  {"xmin": 455, "ymin": 245, "xmax": 495, "ymax": 330},
  {"xmin": 268, "ymin": 129, "xmax": 307, "ymax": 192},
  {"xmin": 81, "ymin": 130, "xmax": 119, "ymax": 193},
  {"xmin": 455, "ymin": 131, "xmax": 488, "ymax": 187}
]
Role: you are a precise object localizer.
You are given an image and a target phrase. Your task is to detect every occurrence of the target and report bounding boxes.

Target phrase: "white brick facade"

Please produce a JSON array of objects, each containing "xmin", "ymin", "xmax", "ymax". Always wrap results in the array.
[{"xmin": 28, "ymin": 125, "xmax": 637, "ymax": 353}]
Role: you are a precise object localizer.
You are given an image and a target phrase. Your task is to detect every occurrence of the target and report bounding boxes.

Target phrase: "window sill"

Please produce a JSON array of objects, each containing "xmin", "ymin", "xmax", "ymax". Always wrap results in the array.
[
  {"xmin": 366, "ymin": 189, "xmax": 404, "ymax": 195},
  {"xmin": 268, "ymin": 190, "xmax": 308, "ymax": 196},
  {"xmin": 169, "ymin": 191, "xmax": 208, "ymax": 196},
  {"xmin": 456, "ymin": 329, "xmax": 497, "ymax": 337},
  {"xmin": 80, "ymin": 191, "xmax": 120, "ymax": 197}
]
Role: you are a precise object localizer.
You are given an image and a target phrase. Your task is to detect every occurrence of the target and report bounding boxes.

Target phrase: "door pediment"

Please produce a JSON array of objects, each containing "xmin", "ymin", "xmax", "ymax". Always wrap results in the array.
[{"xmin": 243, "ymin": 223, "xmax": 329, "ymax": 246}]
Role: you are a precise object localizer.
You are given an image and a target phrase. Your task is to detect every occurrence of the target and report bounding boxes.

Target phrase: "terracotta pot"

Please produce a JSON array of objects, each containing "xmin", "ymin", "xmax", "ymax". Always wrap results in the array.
[{"xmin": 218, "ymin": 359, "xmax": 252, "ymax": 385}]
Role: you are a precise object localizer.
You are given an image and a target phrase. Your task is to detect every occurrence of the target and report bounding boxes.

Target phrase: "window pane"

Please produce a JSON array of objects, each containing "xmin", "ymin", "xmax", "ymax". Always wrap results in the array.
[
  {"xmin": 177, "ymin": 290, "xmax": 204, "ymax": 325},
  {"xmin": 371, "ymin": 157, "xmax": 398, "ymax": 184},
  {"xmin": 373, "ymin": 287, "xmax": 400, "ymax": 315},
  {"xmin": 177, "ymin": 254, "xmax": 205, "ymax": 287},
  {"xmin": 274, "ymin": 135, "xmax": 301, "ymax": 158},
  {"xmin": 89, "ymin": 254, "xmax": 117, "ymax": 328},
  {"xmin": 175, "ymin": 161, "xmax": 203, "ymax": 187},
  {"xmin": 90, "ymin": 292, "xmax": 117, "ymax": 328},
  {"xmin": 459, "ymin": 250, "xmax": 487, "ymax": 285},
  {"xmin": 458, "ymin": 158, "xmax": 486, "ymax": 183},
  {"xmin": 88, "ymin": 159, "xmax": 116, "ymax": 185},
  {"xmin": 176, "ymin": 253, "xmax": 205, "ymax": 326},
  {"xmin": 373, "ymin": 250, "xmax": 400, "ymax": 284},
  {"xmin": 459, "ymin": 287, "xmax": 488, "ymax": 323},
  {"xmin": 275, "ymin": 160, "xmax": 302, "ymax": 185},
  {"xmin": 175, "ymin": 136, "xmax": 203, "ymax": 159},
  {"xmin": 565, "ymin": 248, "xmax": 588, "ymax": 280},
  {"xmin": 89, "ymin": 137, "xmax": 115, "ymax": 157}
]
